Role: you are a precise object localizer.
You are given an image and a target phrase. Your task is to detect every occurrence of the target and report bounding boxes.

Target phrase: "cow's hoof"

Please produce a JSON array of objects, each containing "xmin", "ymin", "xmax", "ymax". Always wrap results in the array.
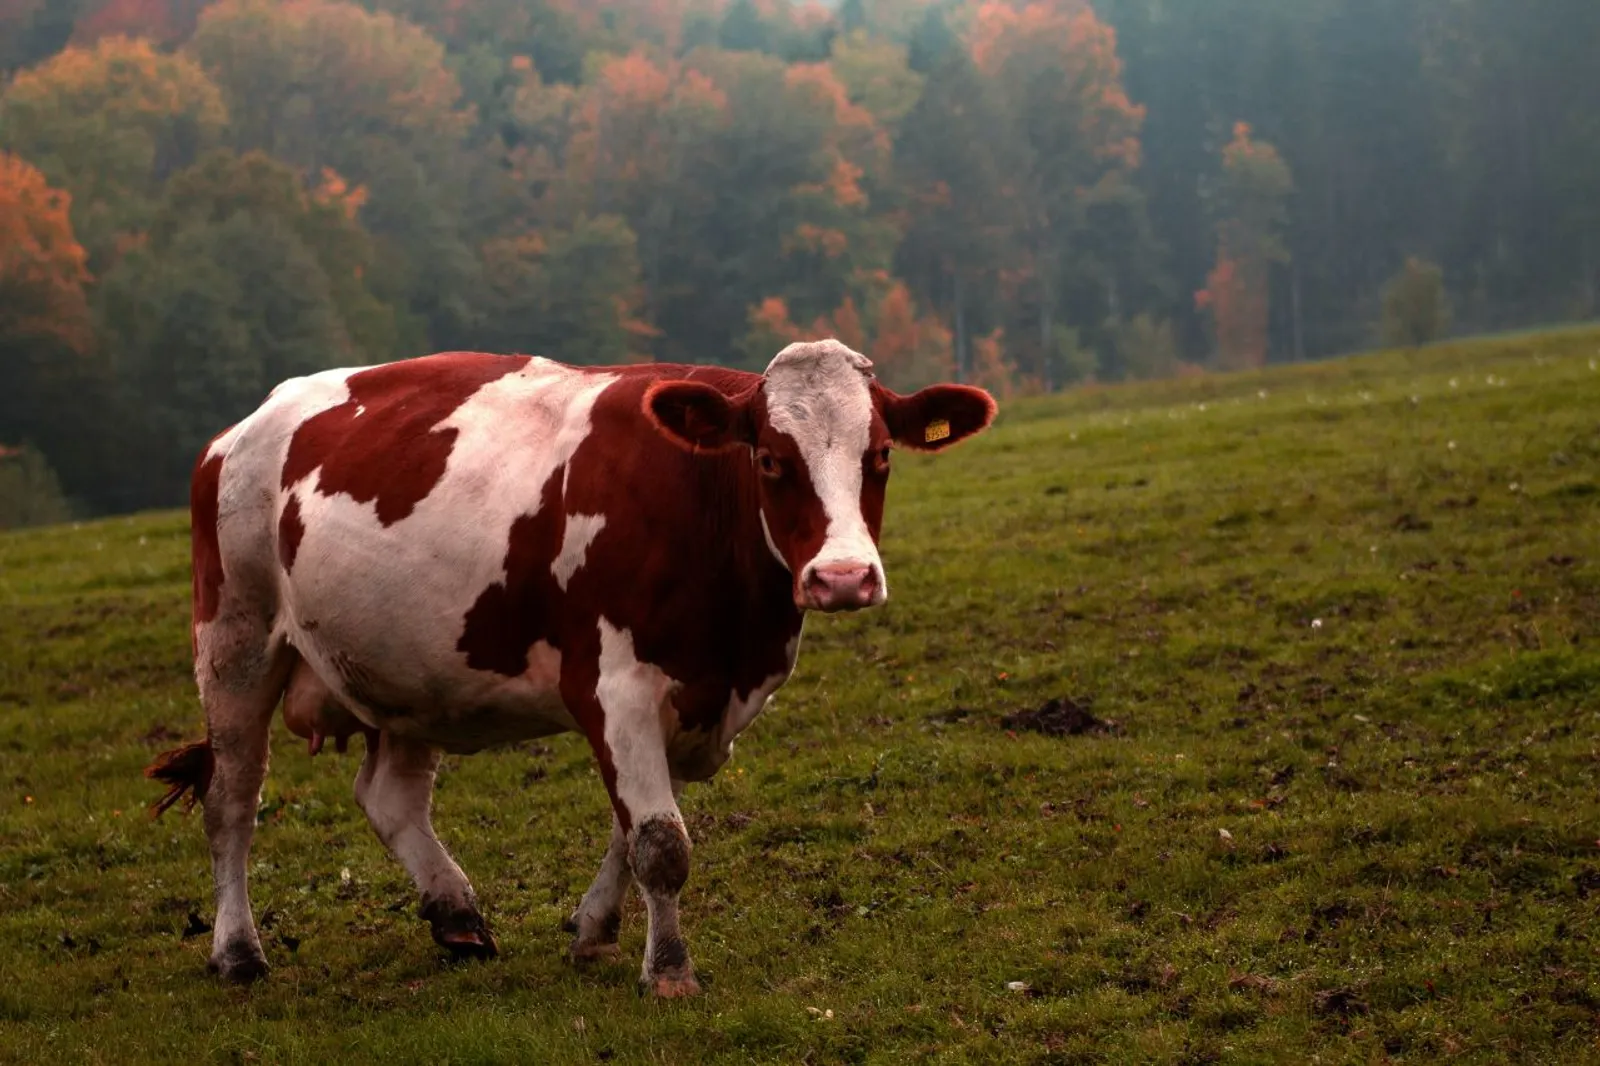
[
  {"xmin": 644, "ymin": 972, "xmax": 702, "ymax": 998},
  {"xmin": 422, "ymin": 899, "xmax": 498, "ymax": 960},
  {"xmin": 207, "ymin": 941, "xmax": 269, "ymax": 984},
  {"xmin": 569, "ymin": 939, "xmax": 623, "ymax": 965}
]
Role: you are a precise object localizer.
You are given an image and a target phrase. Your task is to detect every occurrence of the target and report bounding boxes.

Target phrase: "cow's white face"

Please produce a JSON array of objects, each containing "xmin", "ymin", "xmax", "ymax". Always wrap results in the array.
[{"xmin": 644, "ymin": 339, "xmax": 998, "ymax": 613}]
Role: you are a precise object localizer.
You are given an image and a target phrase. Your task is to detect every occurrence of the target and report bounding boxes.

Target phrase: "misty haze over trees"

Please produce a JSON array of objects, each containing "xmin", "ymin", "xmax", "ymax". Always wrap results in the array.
[{"xmin": 1, "ymin": 0, "xmax": 1595, "ymax": 520}]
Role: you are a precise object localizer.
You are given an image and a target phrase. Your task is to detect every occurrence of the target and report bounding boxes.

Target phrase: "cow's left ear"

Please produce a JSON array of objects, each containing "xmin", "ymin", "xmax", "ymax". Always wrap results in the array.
[
  {"xmin": 872, "ymin": 381, "xmax": 998, "ymax": 452},
  {"xmin": 644, "ymin": 381, "xmax": 755, "ymax": 453}
]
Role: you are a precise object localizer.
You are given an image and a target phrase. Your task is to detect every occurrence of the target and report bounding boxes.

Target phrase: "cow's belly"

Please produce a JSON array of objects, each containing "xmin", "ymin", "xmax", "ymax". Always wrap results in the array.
[{"xmin": 277, "ymin": 498, "xmax": 575, "ymax": 754}]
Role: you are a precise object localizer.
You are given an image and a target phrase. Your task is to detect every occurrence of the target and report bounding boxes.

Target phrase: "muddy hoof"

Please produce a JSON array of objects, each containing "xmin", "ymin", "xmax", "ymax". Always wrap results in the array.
[
  {"xmin": 422, "ymin": 899, "xmax": 498, "ymax": 960},
  {"xmin": 439, "ymin": 927, "xmax": 499, "ymax": 960},
  {"xmin": 644, "ymin": 972, "xmax": 702, "ymax": 998},
  {"xmin": 569, "ymin": 939, "xmax": 623, "ymax": 965},
  {"xmin": 208, "ymin": 941, "xmax": 269, "ymax": 984}
]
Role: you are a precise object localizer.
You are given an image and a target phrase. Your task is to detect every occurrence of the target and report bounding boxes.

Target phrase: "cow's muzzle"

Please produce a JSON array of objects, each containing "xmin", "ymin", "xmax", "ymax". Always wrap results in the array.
[{"xmin": 799, "ymin": 563, "xmax": 883, "ymax": 613}]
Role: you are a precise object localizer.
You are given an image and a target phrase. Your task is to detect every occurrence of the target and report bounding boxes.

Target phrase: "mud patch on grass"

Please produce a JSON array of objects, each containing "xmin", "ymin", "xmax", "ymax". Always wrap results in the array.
[{"xmin": 1000, "ymin": 697, "xmax": 1120, "ymax": 737}]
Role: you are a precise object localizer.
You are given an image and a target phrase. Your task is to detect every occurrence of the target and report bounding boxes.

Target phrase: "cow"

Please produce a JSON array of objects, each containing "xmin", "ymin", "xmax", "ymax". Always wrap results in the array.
[{"xmin": 147, "ymin": 339, "xmax": 996, "ymax": 996}]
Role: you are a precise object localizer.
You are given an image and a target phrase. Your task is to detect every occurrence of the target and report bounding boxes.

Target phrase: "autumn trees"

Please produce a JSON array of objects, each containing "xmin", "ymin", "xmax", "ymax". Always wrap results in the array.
[{"xmin": 1, "ymin": 0, "xmax": 1598, "ymax": 522}]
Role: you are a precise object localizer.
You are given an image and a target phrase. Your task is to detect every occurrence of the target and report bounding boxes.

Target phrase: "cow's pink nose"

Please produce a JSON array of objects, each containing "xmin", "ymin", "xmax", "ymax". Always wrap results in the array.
[{"xmin": 804, "ymin": 564, "xmax": 879, "ymax": 612}]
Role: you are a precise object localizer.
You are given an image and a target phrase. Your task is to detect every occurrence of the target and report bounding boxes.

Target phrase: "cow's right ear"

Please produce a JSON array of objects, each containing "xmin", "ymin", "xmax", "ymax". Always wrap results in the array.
[{"xmin": 644, "ymin": 381, "xmax": 754, "ymax": 453}]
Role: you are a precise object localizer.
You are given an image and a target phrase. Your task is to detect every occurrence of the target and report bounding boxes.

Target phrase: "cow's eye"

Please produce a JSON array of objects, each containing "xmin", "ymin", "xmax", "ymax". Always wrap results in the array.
[
  {"xmin": 756, "ymin": 449, "xmax": 783, "ymax": 479},
  {"xmin": 871, "ymin": 445, "xmax": 892, "ymax": 473}
]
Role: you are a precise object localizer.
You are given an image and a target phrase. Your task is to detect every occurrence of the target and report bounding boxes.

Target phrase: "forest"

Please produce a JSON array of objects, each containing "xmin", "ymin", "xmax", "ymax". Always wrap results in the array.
[{"xmin": 1, "ymin": 0, "xmax": 1596, "ymax": 519}]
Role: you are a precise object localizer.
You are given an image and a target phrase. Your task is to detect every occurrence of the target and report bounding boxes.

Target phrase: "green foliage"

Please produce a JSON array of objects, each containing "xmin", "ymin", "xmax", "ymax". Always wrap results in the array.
[
  {"xmin": 0, "ymin": 443, "xmax": 72, "ymax": 529},
  {"xmin": 97, "ymin": 206, "xmax": 360, "ymax": 502},
  {"xmin": 476, "ymin": 214, "xmax": 645, "ymax": 365},
  {"xmin": 2, "ymin": 329, "xmax": 1599, "ymax": 1060},
  {"xmin": 1382, "ymin": 256, "xmax": 1452, "ymax": 348},
  {"xmin": 0, "ymin": 35, "xmax": 227, "ymax": 261},
  {"xmin": 1109, "ymin": 313, "xmax": 1180, "ymax": 381},
  {"xmin": 0, "ymin": 0, "xmax": 1597, "ymax": 514}
]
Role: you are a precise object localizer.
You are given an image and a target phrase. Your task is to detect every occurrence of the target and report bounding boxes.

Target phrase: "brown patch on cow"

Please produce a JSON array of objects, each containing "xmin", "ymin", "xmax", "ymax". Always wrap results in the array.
[
  {"xmin": 191, "ymin": 448, "xmax": 226, "ymax": 632},
  {"xmin": 277, "ymin": 494, "xmax": 305, "ymax": 573},
  {"xmin": 457, "ymin": 470, "xmax": 565, "ymax": 676},
  {"xmin": 282, "ymin": 353, "xmax": 530, "ymax": 526},
  {"xmin": 1001, "ymin": 697, "xmax": 1119, "ymax": 737},
  {"xmin": 145, "ymin": 740, "xmax": 215, "ymax": 816}
]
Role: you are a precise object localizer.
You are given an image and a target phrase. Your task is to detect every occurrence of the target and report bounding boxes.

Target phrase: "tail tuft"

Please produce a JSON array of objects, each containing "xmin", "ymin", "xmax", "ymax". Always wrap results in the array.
[{"xmin": 145, "ymin": 740, "xmax": 214, "ymax": 817}]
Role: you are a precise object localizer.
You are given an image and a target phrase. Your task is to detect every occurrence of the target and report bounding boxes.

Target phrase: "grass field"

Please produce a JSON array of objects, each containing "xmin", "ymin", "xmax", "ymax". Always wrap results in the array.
[{"xmin": 3, "ymin": 329, "xmax": 1599, "ymax": 1064}]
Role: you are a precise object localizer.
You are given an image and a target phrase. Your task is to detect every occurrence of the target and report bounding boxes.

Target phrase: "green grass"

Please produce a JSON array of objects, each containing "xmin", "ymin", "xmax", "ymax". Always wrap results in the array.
[{"xmin": 3, "ymin": 329, "xmax": 1600, "ymax": 1064}]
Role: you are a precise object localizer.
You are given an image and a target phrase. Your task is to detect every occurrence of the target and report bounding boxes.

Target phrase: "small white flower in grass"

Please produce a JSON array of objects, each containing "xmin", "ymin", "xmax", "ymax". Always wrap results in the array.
[
  {"xmin": 1006, "ymin": 981, "xmax": 1032, "ymax": 994},
  {"xmin": 1509, "ymin": 482, "xmax": 1521, "ymax": 494},
  {"xmin": 340, "ymin": 867, "xmax": 352, "ymax": 885},
  {"xmin": 1410, "ymin": 395, "xmax": 1420, "ymax": 405},
  {"xmin": 1353, "ymin": 714, "xmax": 1370, "ymax": 723},
  {"xmin": 1447, "ymin": 441, "xmax": 1456, "ymax": 451},
  {"xmin": 1217, "ymin": 828, "xmax": 1234, "ymax": 842},
  {"xmin": 806, "ymin": 1007, "xmax": 834, "ymax": 1021},
  {"xmin": 1070, "ymin": 432, "xmax": 1078, "ymax": 441},
  {"xmin": 1198, "ymin": 403, "xmax": 1208, "ymax": 412},
  {"xmin": 1311, "ymin": 618, "xmax": 1323, "ymax": 630},
  {"xmin": 1258, "ymin": 389, "xmax": 1269, "ymax": 399},
  {"xmin": 1449, "ymin": 377, "xmax": 1459, "ymax": 388}
]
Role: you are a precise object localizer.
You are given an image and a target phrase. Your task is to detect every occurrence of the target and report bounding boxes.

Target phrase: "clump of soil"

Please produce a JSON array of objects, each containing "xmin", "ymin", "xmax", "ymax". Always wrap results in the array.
[{"xmin": 1001, "ymin": 697, "xmax": 1118, "ymax": 737}]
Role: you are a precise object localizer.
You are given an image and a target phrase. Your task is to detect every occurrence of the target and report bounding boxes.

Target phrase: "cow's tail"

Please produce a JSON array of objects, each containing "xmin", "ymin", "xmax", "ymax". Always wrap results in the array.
[{"xmin": 145, "ymin": 739, "xmax": 215, "ymax": 818}]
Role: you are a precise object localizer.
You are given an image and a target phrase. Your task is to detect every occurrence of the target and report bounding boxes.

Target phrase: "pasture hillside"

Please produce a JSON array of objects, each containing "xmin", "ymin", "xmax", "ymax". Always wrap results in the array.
[{"xmin": 2, "ymin": 330, "xmax": 1599, "ymax": 1064}]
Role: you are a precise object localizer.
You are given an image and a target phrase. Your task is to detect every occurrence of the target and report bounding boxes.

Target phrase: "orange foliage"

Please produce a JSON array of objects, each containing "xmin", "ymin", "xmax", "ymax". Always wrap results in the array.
[
  {"xmin": 968, "ymin": 0, "xmax": 1144, "ymax": 169},
  {"xmin": 785, "ymin": 61, "xmax": 891, "ymax": 208},
  {"xmin": 747, "ymin": 279, "xmax": 960, "ymax": 389},
  {"xmin": 311, "ymin": 167, "xmax": 369, "ymax": 221},
  {"xmin": 565, "ymin": 50, "xmax": 730, "ymax": 213},
  {"xmin": 0, "ymin": 153, "xmax": 93, "ymax": 350},
  {"xmin": 829, "ymin": 296, "xmax": 866, "ymax": 352},
  {"xmin": 73, "ymin": 0, "xmax": 207, "ymax": 44},
  {"xmin": 1195, "ymin": 123, "xmax": 1292, "ymax": 371},
  {"xmin": 970, "ymin": 328, "xmax": 1015, "ymax": 399}
]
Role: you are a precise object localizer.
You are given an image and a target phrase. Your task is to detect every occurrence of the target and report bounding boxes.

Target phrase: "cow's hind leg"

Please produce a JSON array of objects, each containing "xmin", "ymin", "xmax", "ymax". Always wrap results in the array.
[
  {"xmin": 195, "ymin": 626, "xmax": 292, "ymax": 983},
  {"xmin": 354, "ymin": 733, "xmax": 497, "ymax": 959},
  {"xmin": 563, "ymin": 813, "xmax": 628, "ymax": 962}
]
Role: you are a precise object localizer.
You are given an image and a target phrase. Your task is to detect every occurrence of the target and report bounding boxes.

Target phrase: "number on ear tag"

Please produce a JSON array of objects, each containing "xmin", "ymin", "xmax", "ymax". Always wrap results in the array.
[{"xmin": 925, "ymin": 419, "xmax": 951, "ymax": 444}]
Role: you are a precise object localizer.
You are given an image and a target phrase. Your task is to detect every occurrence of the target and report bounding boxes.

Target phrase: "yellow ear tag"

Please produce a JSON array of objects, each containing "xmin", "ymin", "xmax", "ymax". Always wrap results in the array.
[{"xmin": 924, "ymin": 419, "xmax": 951, "ymax": 444}]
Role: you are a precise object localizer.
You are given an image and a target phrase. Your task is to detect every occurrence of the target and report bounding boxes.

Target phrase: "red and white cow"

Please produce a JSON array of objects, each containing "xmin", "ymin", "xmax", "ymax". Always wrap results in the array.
[{"xmin": 148, "ymin": 339, "xmax": 995, "ymax": 996}]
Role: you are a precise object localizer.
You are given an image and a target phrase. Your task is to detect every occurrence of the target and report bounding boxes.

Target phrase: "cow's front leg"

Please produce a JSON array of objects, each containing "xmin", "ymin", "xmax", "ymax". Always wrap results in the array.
[
  {"xmin": 354, "ymin": 732, "xmax": 497, "ymax": 960},
  {"xmin": 628, "ymin": 780, "xmax": 696, "ymax": 997},
  {"xmin": 567, "ymin": 620, "xmax": 700, "ymax": 997},
  {"xmin": 563, "ymin": 813, "xmax": 627, "ymax": 962}
]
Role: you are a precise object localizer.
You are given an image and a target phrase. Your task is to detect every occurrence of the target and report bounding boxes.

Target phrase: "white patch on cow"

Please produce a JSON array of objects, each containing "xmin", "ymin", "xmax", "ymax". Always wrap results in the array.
[
  {"xmin": 763, "ymin": 340, "xmax": 887, "ymax": 599},
  {"xmin": 759, "ymin": 509, "xmax": 789, "ymax": 571},
  {"xmin": 552, "ymin": 513, "xmax": 607, "ymax": 590},
  {"xmin": 257, "ymin": 359, "xmax": 618, "ymax": 748},
  {"xmin": 596, "ymin": 618, "xmax": 678, "ymax": 822}
]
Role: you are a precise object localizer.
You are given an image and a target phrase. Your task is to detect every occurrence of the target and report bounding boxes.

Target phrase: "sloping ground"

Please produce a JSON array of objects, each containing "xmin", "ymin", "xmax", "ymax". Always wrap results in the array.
[{"xmin": 1, "ymin": 329, "xmax": 1598, "ymax": 1064}]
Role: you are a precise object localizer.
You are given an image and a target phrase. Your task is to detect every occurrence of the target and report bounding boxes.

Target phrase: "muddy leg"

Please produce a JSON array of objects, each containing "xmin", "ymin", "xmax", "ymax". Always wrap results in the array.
[{"xmin": 354, "ymin": 732, "xmax": 496, "ymax": 959}]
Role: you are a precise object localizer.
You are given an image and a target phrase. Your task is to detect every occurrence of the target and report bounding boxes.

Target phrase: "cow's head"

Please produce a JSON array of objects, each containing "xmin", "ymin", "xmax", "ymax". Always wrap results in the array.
[{"xmin": 644, "ymin": 339, "xmax": 997, "ymax": 612}]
